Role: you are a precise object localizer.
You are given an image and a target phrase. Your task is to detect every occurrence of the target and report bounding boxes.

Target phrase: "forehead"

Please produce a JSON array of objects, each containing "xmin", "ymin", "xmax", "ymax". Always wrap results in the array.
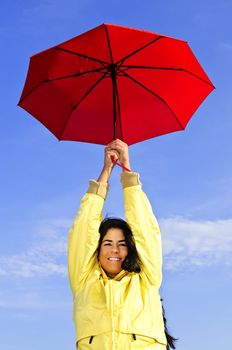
[{"xmin": 103, "ymin": 228, "xmax": 125, "ymax": 241}]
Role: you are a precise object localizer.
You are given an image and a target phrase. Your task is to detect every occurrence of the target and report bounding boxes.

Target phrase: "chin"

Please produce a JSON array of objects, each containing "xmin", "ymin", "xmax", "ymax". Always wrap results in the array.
[
  {"xmin": 109, "ymin": 269, "xmax": 120, "ymax": 275},
  {"xmin": 107, "ymin": 269, "xmax": 121, "ymax": 277}
]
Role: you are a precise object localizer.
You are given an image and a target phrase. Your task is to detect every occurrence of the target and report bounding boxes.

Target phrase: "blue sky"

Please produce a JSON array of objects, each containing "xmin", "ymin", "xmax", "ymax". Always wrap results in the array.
[{"xmin": 1, "ymin": 0, "xmax": 232, "ymax": 349}]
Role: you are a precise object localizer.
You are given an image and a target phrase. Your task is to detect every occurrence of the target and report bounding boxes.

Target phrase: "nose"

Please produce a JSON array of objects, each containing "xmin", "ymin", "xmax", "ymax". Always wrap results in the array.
[{"xmin": 111, "ymin": 244, "xmax": 119, "ymax": 254}]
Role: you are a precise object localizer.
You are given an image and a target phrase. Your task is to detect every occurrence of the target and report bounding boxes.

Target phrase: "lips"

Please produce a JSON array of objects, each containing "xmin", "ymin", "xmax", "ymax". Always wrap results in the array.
[{"xmin": 108, "ymin": 257, "xmax": 121, "ymax": 261}]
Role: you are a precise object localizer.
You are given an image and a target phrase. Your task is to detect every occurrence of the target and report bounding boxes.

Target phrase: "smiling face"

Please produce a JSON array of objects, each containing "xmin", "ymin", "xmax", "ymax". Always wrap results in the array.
[{"xmin": 98, "ymin": 228, "xmax": 128, "ymax": 278}]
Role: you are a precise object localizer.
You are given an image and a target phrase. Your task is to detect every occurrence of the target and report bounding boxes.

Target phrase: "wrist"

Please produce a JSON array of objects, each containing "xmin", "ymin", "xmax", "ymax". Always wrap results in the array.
[
  {"xmin": 121, "ymin": 161, "xmax": 131, "ymax": 172},
  {"xmin": 97, "ymin": 165, "xmax": 113, "ymax": 183},
  {"xmin": 103, "ymin": 164, "xmax": 113, "ymax": 173}
]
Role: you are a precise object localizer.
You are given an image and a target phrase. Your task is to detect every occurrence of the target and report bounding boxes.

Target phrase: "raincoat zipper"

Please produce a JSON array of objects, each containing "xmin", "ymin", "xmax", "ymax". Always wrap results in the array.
[{"xmin": 109, "ymin": 279, "xmax": 115, "ymax": 350}]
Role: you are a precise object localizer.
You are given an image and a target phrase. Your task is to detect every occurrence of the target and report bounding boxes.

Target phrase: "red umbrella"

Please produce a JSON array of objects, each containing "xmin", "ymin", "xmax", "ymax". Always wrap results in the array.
[{"xmin": 18, "ymin": 23, "xmax": 215, "ymax": 146}]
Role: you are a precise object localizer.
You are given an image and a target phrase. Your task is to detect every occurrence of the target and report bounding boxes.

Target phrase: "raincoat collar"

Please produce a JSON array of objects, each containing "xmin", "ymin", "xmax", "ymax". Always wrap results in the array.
[{"xmin": 98, "ymin": 263, "xmax": 128, "ymax": 282}]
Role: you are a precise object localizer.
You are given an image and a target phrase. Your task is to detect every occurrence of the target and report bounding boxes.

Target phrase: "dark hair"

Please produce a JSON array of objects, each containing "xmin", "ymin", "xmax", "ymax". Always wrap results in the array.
[
  {"xmin": 97, "ymin": 217, "xmax": 141, "ymax": 273},
  {"xmin": 161, "ymin": 299, "xmax": 178, "ymax": 349},
  {"xmin": 98, "ymin": 217, "xmax": 177, "ymax": 349}
]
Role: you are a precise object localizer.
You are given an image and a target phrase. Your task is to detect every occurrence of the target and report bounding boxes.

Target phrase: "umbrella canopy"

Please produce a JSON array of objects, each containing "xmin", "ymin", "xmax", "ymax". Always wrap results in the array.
[{"xmin": 18, "ymin": 23, "xmax": 215, "ymax": 145}]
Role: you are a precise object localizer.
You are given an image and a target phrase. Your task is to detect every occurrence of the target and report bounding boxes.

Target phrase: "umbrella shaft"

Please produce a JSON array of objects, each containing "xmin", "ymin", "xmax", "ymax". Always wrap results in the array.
[{"xmin": 110, "ymin": 64, "xmax": 117, "ymax": 140}]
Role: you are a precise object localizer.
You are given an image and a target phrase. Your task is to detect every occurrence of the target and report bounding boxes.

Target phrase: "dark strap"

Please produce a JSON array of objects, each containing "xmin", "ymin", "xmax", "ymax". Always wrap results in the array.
[{"xmin": 89, "ymin": 336, "xmax": 94, "ymax": 344}]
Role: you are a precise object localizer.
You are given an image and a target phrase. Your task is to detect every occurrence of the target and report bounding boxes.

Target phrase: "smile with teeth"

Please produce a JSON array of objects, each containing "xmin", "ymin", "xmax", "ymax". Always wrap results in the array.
[{"xmin": 108, "ymin": 257, "xmax": 121, "ymax": 261}]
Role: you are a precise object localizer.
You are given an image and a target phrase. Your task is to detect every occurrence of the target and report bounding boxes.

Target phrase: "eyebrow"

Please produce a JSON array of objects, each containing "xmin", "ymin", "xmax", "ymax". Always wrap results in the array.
[{"xmin": 103, "ymin": 239, "xmax": 126, "ymax": 243}]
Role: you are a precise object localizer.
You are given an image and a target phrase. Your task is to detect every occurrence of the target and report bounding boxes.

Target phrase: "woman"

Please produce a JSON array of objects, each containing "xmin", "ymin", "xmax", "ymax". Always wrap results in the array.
[{"xmin": 68, "ymin": 139, "xmax": 176, "ymax": 349}]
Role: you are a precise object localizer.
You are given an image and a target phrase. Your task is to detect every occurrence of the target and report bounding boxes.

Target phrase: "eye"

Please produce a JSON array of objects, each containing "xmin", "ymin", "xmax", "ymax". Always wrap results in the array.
[
  {"xmin": 104, "ymin": 243, "xmax": 111, "ymax": 246},
  {"xmin": 119, "ymin": 243, "xmax": 127, "ymax": 246}
]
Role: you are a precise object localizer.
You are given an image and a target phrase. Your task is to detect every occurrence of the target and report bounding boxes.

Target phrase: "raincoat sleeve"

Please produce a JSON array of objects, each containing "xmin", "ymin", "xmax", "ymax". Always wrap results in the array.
[
  {"xmin": 121, "ymin": 172, "xmax": 162, "ymax": 288},
  {"xmin": 68, "ymin": 180, "xmax": 108, "ymax": 294}
]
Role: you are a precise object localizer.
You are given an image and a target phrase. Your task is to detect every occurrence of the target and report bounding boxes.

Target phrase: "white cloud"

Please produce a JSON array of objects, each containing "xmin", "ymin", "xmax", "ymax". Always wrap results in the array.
[
  {"xmin": 160, "ymin": 217, "xmax": 232, "ymax": 270},
  {"xmin": 1, "ymin": 217, "xmax": 232, "ymax": 278},
  {"xmin": 0, "ymin": 219, "xmax": 70, "ymax": 278},
  {"xmin": 0, "ymin": 256, "xmax": 66, "ymax": 278}
]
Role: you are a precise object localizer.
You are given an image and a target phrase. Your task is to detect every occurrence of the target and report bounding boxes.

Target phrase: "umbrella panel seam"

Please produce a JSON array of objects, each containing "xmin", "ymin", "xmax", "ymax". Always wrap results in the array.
[
  {"xmin": 19, "ymin": 80, "xmax": 47, "ymax": 104},
  {"xmin": 117, "ymin": 67, "xmax": 185, "ymax": 130},
  {"xmin": 120, "ymin": 65, "xmax": 215, "ymax": 88},
  {"xmin": 19, "ymin": 68, "xmax": 107, "ymax": 105},
  {"xmin": 116, "ymin": 36, "xmax": 163, "ymax": 67},
  {"xmin": 58, "ymin": 70, "xmax": 110, "ymax": 140},
  {"xmin": 55, "ymin": 46, "xmax": 110, "ymax": 66},
  {"xmin": 47, "ymin": 67, "xmax": 107, "ymax": 82}
]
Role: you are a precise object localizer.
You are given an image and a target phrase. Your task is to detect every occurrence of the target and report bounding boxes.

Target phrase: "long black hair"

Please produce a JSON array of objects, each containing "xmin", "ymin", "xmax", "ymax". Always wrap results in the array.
[
  {"xmin": 161, "ymin": 300, "xmax": 178, "ymax": 350},
  {"xmin": 97, "ymin": 217, "xmax": 177, "ymax": 349}
]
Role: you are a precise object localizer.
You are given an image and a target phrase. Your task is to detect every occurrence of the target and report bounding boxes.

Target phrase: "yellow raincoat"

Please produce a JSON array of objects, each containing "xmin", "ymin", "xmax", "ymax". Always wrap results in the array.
[{"xmin": 68, "ymin": 172, "xmax": 167, "ymax": 349}]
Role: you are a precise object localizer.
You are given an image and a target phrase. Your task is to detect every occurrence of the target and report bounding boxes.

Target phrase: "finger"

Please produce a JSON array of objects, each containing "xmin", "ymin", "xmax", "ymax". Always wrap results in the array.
[
  {"xmin": 104, "ymin": 145, "xmax": 112, "ymax": 152},
  {"xmin": 108, "ymin": 139, "xmax": 128, "ymax": 150},
  {"xmin": 105, "ymin": 149, "xmax": 119, "ymax": 159},
  {"xmin": 108, "ymin": 150, "xmax": 119, "ymax": 159},
  {"xmin": 107, "ymin": 142, "xmax": 123, "ymax": 152},
  {"xmin": 113, "ymin": 139, "xmax": 128, "ymax": 147},
  {"xmin": 107, "ymin": 139, "xmax": 121, "ymax": 146}
]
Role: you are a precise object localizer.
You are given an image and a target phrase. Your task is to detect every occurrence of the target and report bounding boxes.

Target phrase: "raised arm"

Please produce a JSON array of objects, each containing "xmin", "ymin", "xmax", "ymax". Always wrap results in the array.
[
  {"xmin": 68, "ymin": 147, "xmax": 118, "ymax": 294},
  {"xmin": 108, "ymin": 140, "xmax": 162, "ymax": 287},
  {"xmin": 122, "ymin": 173, "xmax": 162, "ymax": 287}
]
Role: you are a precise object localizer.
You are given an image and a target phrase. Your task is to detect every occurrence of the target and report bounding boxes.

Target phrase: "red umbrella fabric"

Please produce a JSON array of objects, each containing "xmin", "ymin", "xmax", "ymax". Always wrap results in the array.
[{"xmin": 18, "ymin": 23, "xmax": 215, "ymax": 145}]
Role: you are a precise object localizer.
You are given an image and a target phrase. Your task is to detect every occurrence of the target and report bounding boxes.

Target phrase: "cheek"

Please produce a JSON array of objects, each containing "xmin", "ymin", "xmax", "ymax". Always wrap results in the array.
[
  {"xmin": 99, "ymin": 246, "xmax": 108, "ymax": 260},
  {"xmin": 121, "ymin": 247, "xmax": 128, "ymax": 258}
]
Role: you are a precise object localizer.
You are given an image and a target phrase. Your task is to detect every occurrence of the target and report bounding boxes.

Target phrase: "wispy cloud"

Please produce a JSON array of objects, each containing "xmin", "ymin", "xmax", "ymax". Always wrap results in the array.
[
  {"xmin": 1, "ymin": 216, "xmax": 232, "ymax": 278},
  {"xmin": 161, "ymin": 217, "xmax": 232, "ymax": 270},
  {"xmin": 0, "ymin": 219, "xmax": 69, "ymax": 278}
]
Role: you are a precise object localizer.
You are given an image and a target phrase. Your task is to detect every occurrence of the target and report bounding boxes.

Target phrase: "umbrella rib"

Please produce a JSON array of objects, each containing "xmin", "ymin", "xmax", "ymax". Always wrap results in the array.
[
  {"xmin": 105, "ymin": 25, "xmax": 114, "ymax": 64},
  {"xmin": 58, "ymin": 70, "xmax": 109, "ymax": 140},
  {"xmin": 47, "ymin": 67, "xmax": 107, "ymax": 82},
  {"xmin": 19, "ymin": 80, "xmax": 47, "ymax": 104},
  {"xmin": 121, "ymin": 65, "xmax": 182, "ymax": 71},
  {"xmin": 120, "ymin": 65, "xmax": 215, "ymax": 88},
  {"xmin": 119, "ymin": 68, "xmax": 185, "ymax": 130},
  {"xmin": 55, "ymin": 46, "xmax": 109, "ymax": 67},
  {"xmin": 19, "ymin": 68, "xmax": 107, "ymax": 103},
  {"xmin": 116, "ymin": 36, "xmax": 163, "ymax": 66}
]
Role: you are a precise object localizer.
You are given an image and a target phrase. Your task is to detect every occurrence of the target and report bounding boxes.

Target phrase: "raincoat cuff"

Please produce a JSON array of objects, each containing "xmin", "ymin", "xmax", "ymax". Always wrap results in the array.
[
  {"xmin": 120, "ymin": 172, "xmax": 141, "ymax": 188},
  {"xmin": 87, "ymin": 180, "xmax": 109, "ymax": 199}
]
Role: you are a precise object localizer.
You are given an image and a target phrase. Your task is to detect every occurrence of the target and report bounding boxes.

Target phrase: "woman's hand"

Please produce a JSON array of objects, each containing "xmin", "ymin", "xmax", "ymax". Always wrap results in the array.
[
  {"xmin": 97, "ymin": 147, "xmax": 119, "ymax": 183},
  {"xmin": 103, "ymin": 146, "xmax": 119, "ymax": 171},
  {"xmin": 97, "ymin": 139, "xmax": 130, "ymax": 183},
  {"xmin": 107, "ymin": 139, "xmax": 131, "ymax": 171}
]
